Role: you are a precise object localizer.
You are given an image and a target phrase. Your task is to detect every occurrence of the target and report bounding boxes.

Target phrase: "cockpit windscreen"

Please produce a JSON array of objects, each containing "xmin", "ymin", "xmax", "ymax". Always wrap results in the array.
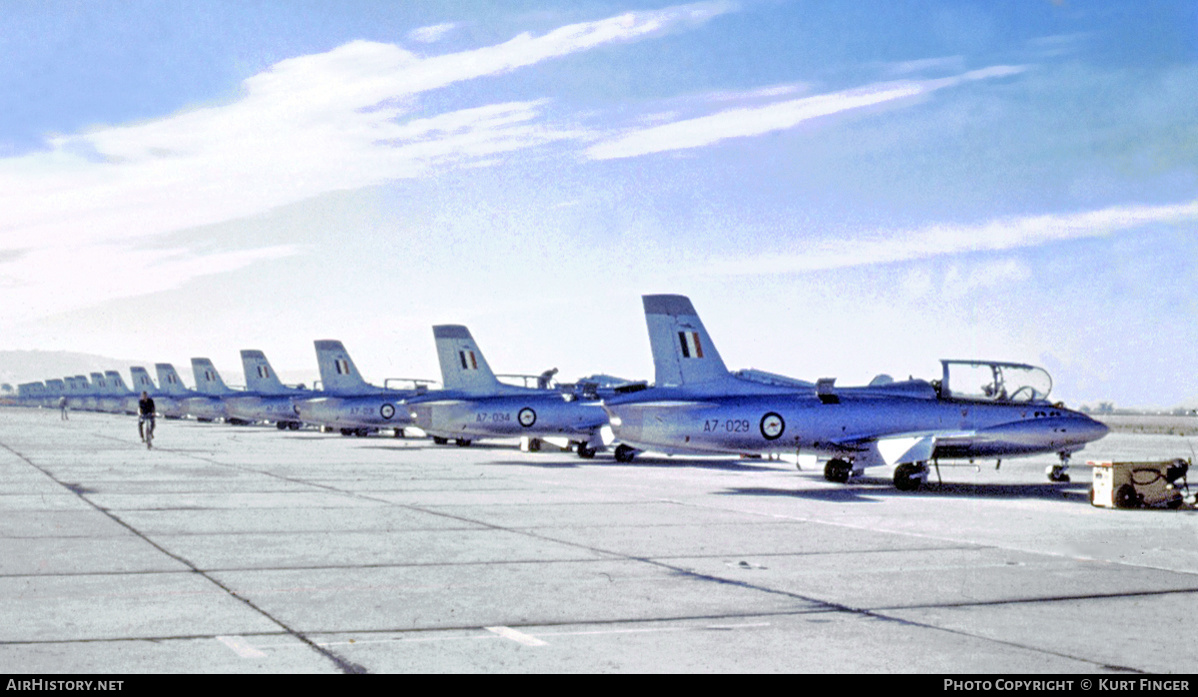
[{"xmin": 941, "ymin": 360, "xmax": 1053, "ymax": 403}]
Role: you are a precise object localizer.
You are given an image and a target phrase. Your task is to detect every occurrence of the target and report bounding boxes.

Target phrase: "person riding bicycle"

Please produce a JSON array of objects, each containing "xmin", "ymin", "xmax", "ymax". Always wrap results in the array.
[{"xmin": 138, "ymin": 391, "xmax": 156, "ymax": 443}]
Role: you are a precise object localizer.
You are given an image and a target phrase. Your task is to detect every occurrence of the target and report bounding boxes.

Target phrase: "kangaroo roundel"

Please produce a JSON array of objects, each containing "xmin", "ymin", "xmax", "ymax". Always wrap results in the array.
[
  {"xmin": 518, "ymin": 407, "xmax": 537, "ymax": 428},
  {"xmin": 760, "ymin": 412, "xmax": 785, "ymax": 440},
  {"xmin": 380, "ymin": 403, "xmax": 396, "ymax": 420}
]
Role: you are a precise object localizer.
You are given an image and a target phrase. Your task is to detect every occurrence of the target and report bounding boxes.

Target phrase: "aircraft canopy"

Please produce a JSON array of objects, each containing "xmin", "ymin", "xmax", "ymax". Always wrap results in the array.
[{"xmin": 940, "ymin": 360, "xmax": 1052, "ymax": 403}]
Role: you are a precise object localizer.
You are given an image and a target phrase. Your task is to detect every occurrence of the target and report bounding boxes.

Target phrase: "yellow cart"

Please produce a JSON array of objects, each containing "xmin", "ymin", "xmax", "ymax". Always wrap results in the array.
[{"xmin": 1088, "ymin": 458, "xmax": 1190, "ymax": 509}]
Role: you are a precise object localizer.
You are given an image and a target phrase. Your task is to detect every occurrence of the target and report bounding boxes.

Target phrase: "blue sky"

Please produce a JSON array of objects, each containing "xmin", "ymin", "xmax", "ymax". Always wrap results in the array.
[{"xmin": 1, "ymin": 0, "xmax": 1195, "ymax": 408}]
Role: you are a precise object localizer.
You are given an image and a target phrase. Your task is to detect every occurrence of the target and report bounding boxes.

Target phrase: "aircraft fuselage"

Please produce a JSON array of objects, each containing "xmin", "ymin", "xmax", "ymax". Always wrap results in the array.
[
  {"xmin": 294, "ymin": 395, "xmax": 412, "ymax": 430},
  {"xmin": 605, "ymin": 385, "xmax": 1108, "ymax": 463},
  {"xmin": 223, "ymin": 394, "xmax": 303, "ymax": 425},
  {"xmin": 409, "ymin": 393, "xmax": 607, "ymax": 442}
]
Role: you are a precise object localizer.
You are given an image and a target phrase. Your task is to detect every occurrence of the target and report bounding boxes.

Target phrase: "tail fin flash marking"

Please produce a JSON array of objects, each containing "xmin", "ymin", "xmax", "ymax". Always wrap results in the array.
[
  {"xmin": 314, "ymin": 340, "xmax": 373, "ymax": 395},
  {"xmin": 241, "ymin": 350, "xmax": 290, "ymax": 395},
  {"xmin": 642, "ymin": 294, "xmax": 731, "ymax": 387},
  {"xmin": 432, "ymin": 325, "xmax": 501, "ymax": 392}
]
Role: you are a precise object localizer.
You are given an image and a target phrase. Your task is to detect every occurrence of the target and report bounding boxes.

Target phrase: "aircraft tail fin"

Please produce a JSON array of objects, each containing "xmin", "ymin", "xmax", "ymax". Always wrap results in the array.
[
  {"xmin": 104, "ymin": 370, "xmax": 131, "ymax": 393},
  {"xmin": 432, "ymin": 325, "xmax": 502, "ymax": 391},
  {"xmin": 241, "ymin": 350, "xmax": 290, "ymax": 394},
  {"xmin": 155, "ymin": 364, "xmax": 189, "ymax": 395},
  {"xmin": 191, "ymin": 358, "xmax": 234, "ymax": 395},
  {"xmin": 129, "ymin": 367, "xmax": 157, "ymax": 393},
  {"xmin": 643, "ymin": 294, "xmax": 732, "ymax": 387},
  {"xmin": 314, "ymin": 340, "xmax": 373, "ymax": 394}
]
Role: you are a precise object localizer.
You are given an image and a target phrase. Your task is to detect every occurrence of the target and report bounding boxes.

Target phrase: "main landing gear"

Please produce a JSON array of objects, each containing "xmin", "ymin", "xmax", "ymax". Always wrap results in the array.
[
  {"xmin": 614, "ymin": 444, "xmax": 637, "ymax": 463},
  {"xmin": 823, "ymin": 458, "xmax": 930, "ymax": 491},
  {"xmin": 823, "ymin": 458, "xmax": 853, "ymax": 484},
  {"xmin": 1046, "ymin": 452, "xmax": 1072, "ymax": 483},
  {"xmin": 893, "ymin": 462, "xmax": 930, "ymax": 491},
  {"xmin": 430, "ymin": 436, "xmax": 471, "ymax": 446}
]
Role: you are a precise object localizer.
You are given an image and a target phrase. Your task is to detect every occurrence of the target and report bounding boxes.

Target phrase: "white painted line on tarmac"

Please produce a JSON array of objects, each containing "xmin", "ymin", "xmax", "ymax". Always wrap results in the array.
[
  {"xmin": 485, "ymin": 626, "xmax": 548, "ymax": 646},
  {"xmin": 216, "ymin": 635, "xmax": 267, "ymax": 658}
]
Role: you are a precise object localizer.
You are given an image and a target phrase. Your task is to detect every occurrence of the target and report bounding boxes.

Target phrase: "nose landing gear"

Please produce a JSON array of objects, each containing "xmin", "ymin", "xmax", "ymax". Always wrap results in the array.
[{"xmin": 1047, "ymin": 452, "xmax": 1073, "ymax": 483}]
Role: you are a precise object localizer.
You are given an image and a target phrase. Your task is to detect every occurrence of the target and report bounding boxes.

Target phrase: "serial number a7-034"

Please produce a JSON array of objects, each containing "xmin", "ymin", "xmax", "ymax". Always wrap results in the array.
[{"xmin": 475, "ymin": 412, "xmax": 512, "ymax": 423}]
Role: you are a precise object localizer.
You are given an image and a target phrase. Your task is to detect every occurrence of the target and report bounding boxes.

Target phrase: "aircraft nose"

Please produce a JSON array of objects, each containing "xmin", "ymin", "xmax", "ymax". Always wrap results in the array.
[{"xmin": 1071, "ymin": 413, "xmax": 1110, "ymax": 444}]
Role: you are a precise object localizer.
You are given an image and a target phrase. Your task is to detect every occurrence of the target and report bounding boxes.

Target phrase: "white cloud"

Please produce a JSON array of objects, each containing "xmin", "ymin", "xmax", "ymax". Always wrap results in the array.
[
  {"xmin": 0, "ymin": 2, "xmax": 734, "ymax": 325},
  {"xmin": 584, "ymin": 65, "xmax": 1026, "ymax": 160},
  {"xmin": 0, "ymin": 242, "xmax": 299, "ymax": 323},
  {"xmin": 698, "ymin": 199, "xmax": 1198, "ymax": 275},
  {"xmin": 408, "ymin": 22, "xmax": 460, "ymax": 44}
]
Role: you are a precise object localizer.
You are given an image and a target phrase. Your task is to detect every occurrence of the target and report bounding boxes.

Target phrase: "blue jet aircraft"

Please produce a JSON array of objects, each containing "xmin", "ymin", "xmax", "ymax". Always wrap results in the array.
[
  {"xmin": 602, "ymin": 294, "xmax": 1109, "ymax": 490},
  {"xmin": 223, "ymin": 349, "xmax": 311, "ymax": 429},
  {"xmin": 292, "ymin": 340, "xmax": 427, "ymax": 436},
  {"xmin": 404, "ymin": 325, "xmax": 609, "ymax": 457},
  {"xmin": 129, "ymin": 366, "xmax": 185, "ymax": 419},
  {"xmin": 186, "ymin": 358, "xmax": 236, "ymax": 422},
  {"xmin": 104, "ymin": 370, "xmax": 138, "ymax": 414},
  {"xmin": 154, "ymin": 363, "xmax": 201, "ymax": 419}
]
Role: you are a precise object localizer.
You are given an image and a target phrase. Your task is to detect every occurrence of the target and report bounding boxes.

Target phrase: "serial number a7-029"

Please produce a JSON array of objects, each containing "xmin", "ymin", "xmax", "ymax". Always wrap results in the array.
[{"xmin": 703, "ymin": 419, "xmax": 750, "ymax": 433}]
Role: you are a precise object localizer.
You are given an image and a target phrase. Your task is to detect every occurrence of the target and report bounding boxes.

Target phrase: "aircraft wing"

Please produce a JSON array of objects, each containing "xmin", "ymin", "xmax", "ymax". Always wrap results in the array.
[{"xmin": 837, "ymin": 430, "xmax": 982, "ymax": 468}]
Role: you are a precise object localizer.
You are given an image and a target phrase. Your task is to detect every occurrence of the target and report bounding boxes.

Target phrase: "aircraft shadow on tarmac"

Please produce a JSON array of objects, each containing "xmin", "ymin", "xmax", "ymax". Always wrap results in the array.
[
  {"xmin": 358, "ymin": 442, "xmax": 519, "ymax": 453},
  {"xmin": 483, "ymin": 454, "xmax": 786, "ymax": 472},
  {"xmin": 719, "ymin": 478, "xmax": 1093, "ymax": 504}
]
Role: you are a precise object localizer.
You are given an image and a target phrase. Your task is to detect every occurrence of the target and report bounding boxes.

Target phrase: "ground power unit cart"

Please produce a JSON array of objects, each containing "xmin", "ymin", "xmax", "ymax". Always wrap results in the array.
[{"xmin": 1089, "ymin": 458, "xmax": 1192, "ymax": 509}]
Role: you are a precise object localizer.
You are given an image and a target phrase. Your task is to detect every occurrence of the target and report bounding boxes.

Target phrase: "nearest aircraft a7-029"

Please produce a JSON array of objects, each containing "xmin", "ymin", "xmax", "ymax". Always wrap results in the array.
[{"xmin": 601, "ymin": 294, "xmax": 1109, "ymax": 490}]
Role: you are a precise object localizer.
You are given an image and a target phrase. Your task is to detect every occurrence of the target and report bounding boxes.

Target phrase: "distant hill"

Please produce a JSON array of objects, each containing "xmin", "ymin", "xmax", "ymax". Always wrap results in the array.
[
  {"xmin": 0, "ymin": 350, "xmax": 162, "ymax": 388},
  {"xmin": 0, "ymin": 350, "xmax": 318, "ymax": 391}
]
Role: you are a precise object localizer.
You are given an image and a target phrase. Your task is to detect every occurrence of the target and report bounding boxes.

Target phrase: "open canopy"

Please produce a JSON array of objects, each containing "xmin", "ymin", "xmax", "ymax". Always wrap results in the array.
[{"xmin": 940, "ymin": 360, "xmax": 1053, "ymax": 403}]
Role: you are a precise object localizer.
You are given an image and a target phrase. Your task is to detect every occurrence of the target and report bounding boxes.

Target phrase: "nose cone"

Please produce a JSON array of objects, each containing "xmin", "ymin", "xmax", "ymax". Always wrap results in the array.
[{"xmin": 1072, "ymin": 412, "xmax": 1110, "ymax": 445}]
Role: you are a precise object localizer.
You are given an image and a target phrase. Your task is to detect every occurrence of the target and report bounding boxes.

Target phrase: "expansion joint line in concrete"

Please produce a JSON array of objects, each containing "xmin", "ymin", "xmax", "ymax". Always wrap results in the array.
[
  {"xmin": 35, "ymin": 431, "xmax": 1152, "ymax": 673},
  {"xmin": 0, "ymin": 439, "xmax": 369, "ymax": 675}
]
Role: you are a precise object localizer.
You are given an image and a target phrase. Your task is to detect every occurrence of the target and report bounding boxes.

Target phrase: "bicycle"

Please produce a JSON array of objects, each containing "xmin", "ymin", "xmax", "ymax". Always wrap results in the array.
[{"xmin": 140, "ymin": 415, "xmax": 155, "ymax": 450}]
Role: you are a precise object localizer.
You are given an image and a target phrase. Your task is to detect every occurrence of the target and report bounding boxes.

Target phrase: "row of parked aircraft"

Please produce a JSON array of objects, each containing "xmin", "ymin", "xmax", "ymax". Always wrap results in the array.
[{"xmin": 9, "ymin": 295, "xmax": 1110, "ymax": 490}]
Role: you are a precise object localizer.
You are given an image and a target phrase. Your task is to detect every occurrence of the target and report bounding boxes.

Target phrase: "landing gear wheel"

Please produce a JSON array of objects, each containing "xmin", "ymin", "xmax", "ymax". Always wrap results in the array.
[
  {"xmin": 288, "ymin": 421, "xmax": 300, "ymax": 431},
  {"xmin": 614, "ymin": 444, "xmax": 636, "ymax": 463},
  {"xmin": 455, "ymin": 439, "xmax": 472, "ymax": 447},
  {"xmin": 1047, "ymin": 465, "xmax": 1071, "ymax": 483},
  {"xmin": 277, "ymin": 421, "xmax": 288, "ymax": 430},
  {"xmin": 1114, "ymin": 484, "xmax": 1139, "ymax": 509},
  {"xmin": 340, "ymin": 428, "xmax": 353, "ymax": 437},
  {"xmin": 528, "ymin": 438, "xmax": 542, "ymax": 453},
  {"xmin": 894, "ymin": 462, "xmax": 927, "ymax": 492},
  {"xmin": 432, "ymin": 436, "xmax": 449, "ymax": 445},
  {"xmin": 577, "ymin": 442, "xmax": 597, "ymax": 459},
  {"xmin": 824, "ymin": 458, "xmax": 852, "ymax": 484},
  {"xmin": 394, "ymin": 428, "xmax": 405, "ymax": 438}
]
